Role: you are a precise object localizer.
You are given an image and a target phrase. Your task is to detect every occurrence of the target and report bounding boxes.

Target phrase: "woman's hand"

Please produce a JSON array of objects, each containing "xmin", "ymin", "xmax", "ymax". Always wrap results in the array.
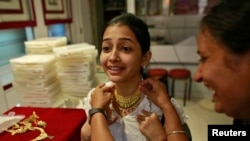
[
  {"xmin": 90, "ymin": 83, "xmax": 118, "ymax": 125},
  {"xmin": 139, "ymin": 77, "xmax": 171, "ymax": 109},
  {"xmin": 91, "ymin": 83, "xmax": 115, "ymax": 109},
  {"xmin": 137, "ymin": 110, "xmax": 167, "ymax": 141}
]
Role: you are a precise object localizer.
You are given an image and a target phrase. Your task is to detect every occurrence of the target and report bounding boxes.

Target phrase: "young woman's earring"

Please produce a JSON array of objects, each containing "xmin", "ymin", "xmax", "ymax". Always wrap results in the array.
[{"xmin": 143, "ymin": 65, "xmax": 148, "ymax": 71}]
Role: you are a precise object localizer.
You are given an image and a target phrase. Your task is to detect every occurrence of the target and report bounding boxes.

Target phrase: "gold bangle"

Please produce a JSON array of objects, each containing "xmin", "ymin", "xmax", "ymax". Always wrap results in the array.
[{"xmin": 167, "ymin": 130, "xmax": 186, "ymax": 137}]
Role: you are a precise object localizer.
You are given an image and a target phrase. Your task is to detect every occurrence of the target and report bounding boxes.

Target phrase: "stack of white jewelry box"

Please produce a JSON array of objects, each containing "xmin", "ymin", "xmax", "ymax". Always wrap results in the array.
[
  {"xmin": 53, "ymin": 43, "xmax": 98, "ymax": 98},
  {"xmin": 24, "ymin": 37, "xmax": 67, "ymax": 54},
  {"xmin": 9, "ymin": 37, "xmax": 67, "ymax": 107},
  {"xmin": 10, "ymin": 55, "xmax": 60, "ymax": 107}
]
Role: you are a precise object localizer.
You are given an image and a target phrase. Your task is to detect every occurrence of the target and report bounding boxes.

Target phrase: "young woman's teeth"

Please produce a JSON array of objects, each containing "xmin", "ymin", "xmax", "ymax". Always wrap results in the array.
[{"xmin": 110, "ymin": 67, "xmax": 120, "ymax": 70}]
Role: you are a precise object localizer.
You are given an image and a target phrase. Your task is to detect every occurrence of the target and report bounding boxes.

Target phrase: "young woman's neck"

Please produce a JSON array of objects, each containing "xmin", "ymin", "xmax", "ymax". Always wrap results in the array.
[{"xmin": 115, "ymin": 76, "xmax": 142, "ymax": 97}]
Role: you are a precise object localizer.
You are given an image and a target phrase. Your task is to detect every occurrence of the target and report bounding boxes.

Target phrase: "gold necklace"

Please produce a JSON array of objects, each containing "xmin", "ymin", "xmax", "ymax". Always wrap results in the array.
[{"xmin": 114, "ymin": 88, "xmax": 142, "ymax": 109}]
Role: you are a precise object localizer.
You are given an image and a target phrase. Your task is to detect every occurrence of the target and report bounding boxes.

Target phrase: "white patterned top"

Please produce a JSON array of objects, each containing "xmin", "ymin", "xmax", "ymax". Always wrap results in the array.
[{"xmin": 83, "ymin": 87, "xmax": 163, "ymax": 141}]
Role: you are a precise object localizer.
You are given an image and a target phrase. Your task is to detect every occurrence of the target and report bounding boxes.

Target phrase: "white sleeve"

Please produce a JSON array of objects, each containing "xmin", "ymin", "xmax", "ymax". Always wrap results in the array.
[
  {"xmin": 171, "ymin": 98, "xmax": 189, "ymax": 124},
  {"xmin": 83, "ymin": 88, "xmax": 95, "ymax": 116}
]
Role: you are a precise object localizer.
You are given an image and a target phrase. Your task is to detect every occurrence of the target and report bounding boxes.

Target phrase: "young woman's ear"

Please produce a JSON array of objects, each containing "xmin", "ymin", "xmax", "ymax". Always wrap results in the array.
[{"xmin": 142, "ymin": 51, "xmax": 152, "ymax": 67}]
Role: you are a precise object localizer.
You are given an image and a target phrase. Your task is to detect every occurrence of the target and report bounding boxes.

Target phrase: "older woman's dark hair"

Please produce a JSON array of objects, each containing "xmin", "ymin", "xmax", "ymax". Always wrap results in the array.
[{"xmin": 200, "ymin": 0, "xmax": 250, "ymax": 54}]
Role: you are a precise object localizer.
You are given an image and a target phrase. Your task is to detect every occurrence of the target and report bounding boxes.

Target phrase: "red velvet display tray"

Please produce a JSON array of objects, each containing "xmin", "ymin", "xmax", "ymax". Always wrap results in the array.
[{"xmin": 0, "ymin": 106, "xmax": 86, "ymax": 141}]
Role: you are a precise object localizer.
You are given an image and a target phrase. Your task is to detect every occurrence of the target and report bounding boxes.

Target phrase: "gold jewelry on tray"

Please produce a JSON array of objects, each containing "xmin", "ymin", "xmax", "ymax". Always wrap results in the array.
[
  {"xmin": 5, "ymin": 111, "xmax": 54, "ymax": 140},
  {"xmin": 31, "ymin": 127, "xmax": 54, "ymax": 141}
]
